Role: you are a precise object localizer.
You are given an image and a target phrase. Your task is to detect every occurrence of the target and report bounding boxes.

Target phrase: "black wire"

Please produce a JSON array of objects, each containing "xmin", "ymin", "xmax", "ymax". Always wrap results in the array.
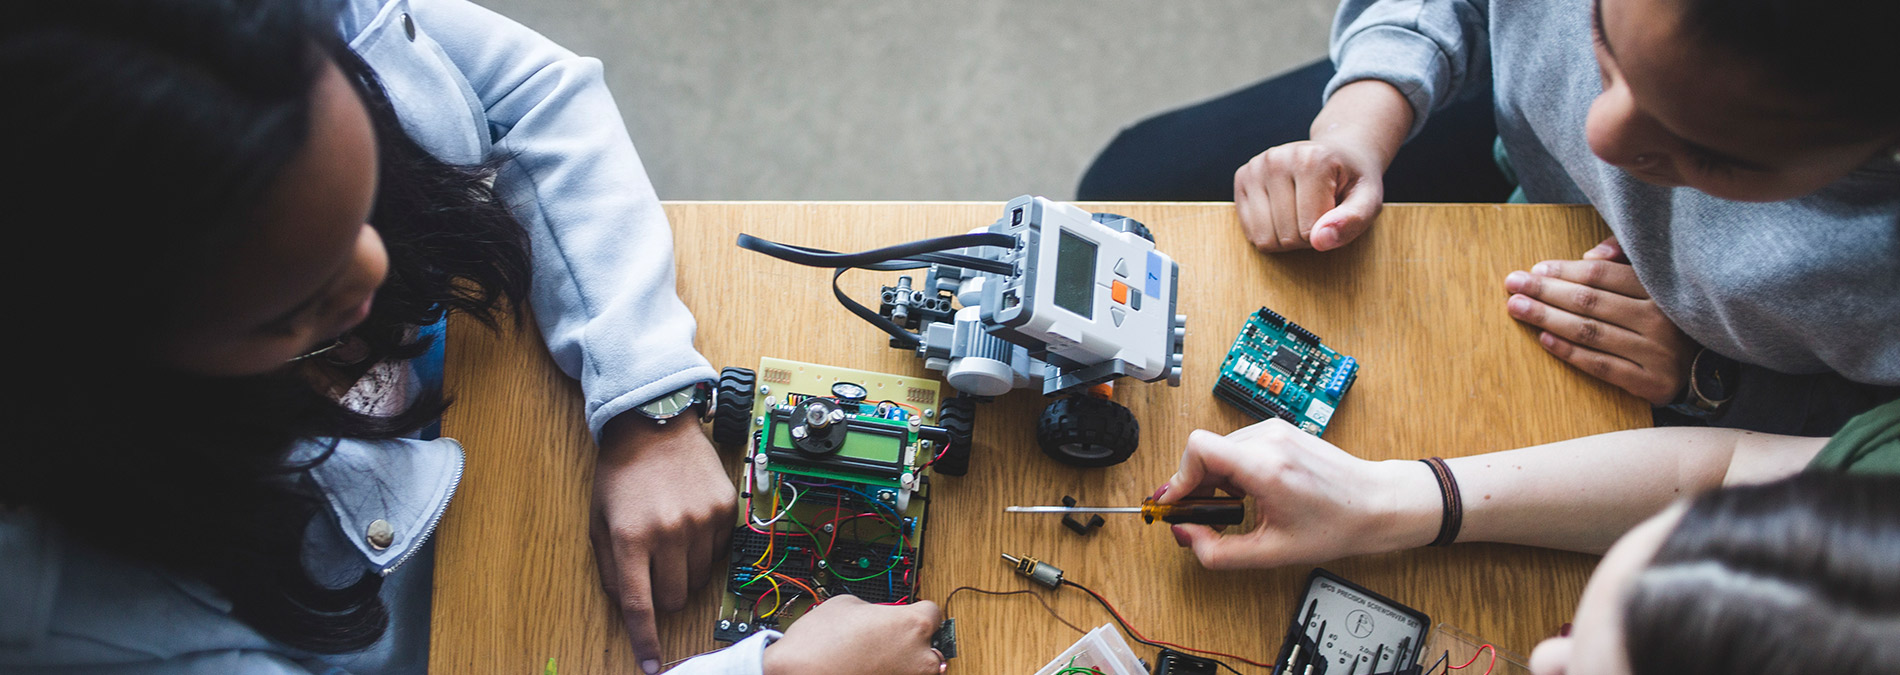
[
  {"xmin": 739, "ymin": 231, "xmax": 1020, "ymax": 347},
  {"xmin": 1060, "ymin": 579, "xmax": 1252, "ymax": 675},
  {"xmin": 737, "ymin": 232, "xmax": 1018, "ymax": 275},
  {"xmin": 943, "ymin": 586, "xmax": 1088, "ymax": 635},
  {"xmin": 831, "ymin": 267, "xmax": 923, "ymax": 347},
  {"xmin": 1421, "ymin": 650, "xmax": 1450, "ymax": 675}
]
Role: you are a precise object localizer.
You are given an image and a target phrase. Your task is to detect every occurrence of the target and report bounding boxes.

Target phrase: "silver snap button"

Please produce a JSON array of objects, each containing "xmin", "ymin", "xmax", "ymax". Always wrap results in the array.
[
  {"xmin": 366, "ymin": 519, "xmax": 395, "ymax": 550},
  {"xmin": 402, "ymin": 13, "xmax": 416, "ymax": 41}
]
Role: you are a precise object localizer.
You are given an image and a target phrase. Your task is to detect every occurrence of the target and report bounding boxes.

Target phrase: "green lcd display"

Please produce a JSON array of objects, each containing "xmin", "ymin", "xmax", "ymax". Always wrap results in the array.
[
  {"xmin": 767, "ymin": 419, "xmax": 905, "ymax": 465},
  {"xmin": 1053, "ymin": 229, "xmax": 1097, "ymax": 318}
]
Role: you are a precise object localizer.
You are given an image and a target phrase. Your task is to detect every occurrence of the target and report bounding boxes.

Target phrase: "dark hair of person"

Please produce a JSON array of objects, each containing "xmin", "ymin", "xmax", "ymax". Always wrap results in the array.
[
  {"xmin": 1680, "ymin": 0, "xmax": 1900, "ymax": 134},
  {"xmin": 1624, "ymin": 472, "xmax": 1900, "ymax": 675},
  {"xmin": 1, "ymin": 0, "xmax": 529, "ymax": 654}
]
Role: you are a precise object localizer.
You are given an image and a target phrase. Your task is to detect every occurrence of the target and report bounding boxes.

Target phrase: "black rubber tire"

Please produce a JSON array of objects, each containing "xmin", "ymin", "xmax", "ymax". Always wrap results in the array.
[
  {"xmin": 711, "ymin": 367, "xmax": 755, "ymax": 447},
  {"xmin": 1035, "ymin": 396, "xmax": 1139, "ymax": 468},
  {"xmin": 1091, "ymin": 212, "xmax": 1155, "ymax": 244},
  {"xmin": 931, "ymin": 396, "xmax": 977, "ymax": 476}
]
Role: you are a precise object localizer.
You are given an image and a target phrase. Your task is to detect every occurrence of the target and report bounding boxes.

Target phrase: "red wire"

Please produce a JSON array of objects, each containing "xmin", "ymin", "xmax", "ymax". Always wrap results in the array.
[
  {"xmin": 1070, "ymin": 582, "xmax": 1274, "ymax": 668},
  {"xmin": 1448, "ymin": 645, "xmax": 1496, "ymax": 675}
]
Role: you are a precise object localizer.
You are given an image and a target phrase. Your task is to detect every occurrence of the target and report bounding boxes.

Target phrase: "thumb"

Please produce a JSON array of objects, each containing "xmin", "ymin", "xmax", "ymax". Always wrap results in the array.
[
  {"xmin": 1311, "ymin": 178, "xmax": 1383, "ymax": 251},
  {"xmin": 1174, "ymin": 524, "xmax": 1260, "ymax": 571},
  {"xmin": 1163, "ymin": 430, "xmax": 1239, "ymax": 504}
]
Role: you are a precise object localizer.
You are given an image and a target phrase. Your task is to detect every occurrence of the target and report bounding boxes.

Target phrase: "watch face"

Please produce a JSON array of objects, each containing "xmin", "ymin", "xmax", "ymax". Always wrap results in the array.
[
  {"xmin": 1691, "ymin": 352, "xmax": 1738, "ymax": 404},
  {"xmin": 640, "ymin": 388, "xmax": 698, "ymax": 418}
]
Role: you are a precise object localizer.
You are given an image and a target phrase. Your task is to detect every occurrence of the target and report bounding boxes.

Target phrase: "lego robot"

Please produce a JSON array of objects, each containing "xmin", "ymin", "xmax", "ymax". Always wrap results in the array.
[{"xmin": 732, "ymin": 196, "xmax": 1187, "ymax": 470}]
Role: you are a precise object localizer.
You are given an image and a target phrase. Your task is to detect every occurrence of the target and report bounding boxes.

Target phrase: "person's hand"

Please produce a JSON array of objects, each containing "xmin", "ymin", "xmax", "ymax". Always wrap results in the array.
[
  {"xmin": 1232, "ymin": 79, "xmax": 1412, "ymax": 253},
  {"xmin": 1503, "ymin": 236, "xmax": 1695, "ymax": 405},
  {"xmin": 763, "ymin": 596, "xmax": 946, "ymax": 675},
  {"xmin": 1158, "ymin": 420, "xmax": 1439, "ymax": 570},
  {"xmin": 1234, "ymin": 138, "xmax": 1387, "ymax": 252},
  {"xmin": 591, "ymin": 413, "xmax": 736, "ymax": 674}
]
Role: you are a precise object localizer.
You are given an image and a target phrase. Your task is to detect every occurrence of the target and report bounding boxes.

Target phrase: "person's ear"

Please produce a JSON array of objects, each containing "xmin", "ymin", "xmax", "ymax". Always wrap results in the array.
[{"xmin": 1528, "ymin": 636, "xmax": 1574, "ymax": 675}]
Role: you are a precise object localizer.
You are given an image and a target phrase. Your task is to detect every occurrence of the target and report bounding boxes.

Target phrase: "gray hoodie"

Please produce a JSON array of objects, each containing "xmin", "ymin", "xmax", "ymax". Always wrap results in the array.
[{"xmin": 1325, "ymin": 0, "xmax": 1899, "ymax": 384}]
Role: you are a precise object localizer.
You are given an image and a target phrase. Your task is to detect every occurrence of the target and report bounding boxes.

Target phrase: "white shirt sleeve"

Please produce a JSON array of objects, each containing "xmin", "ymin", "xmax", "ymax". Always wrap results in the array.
[{"xmin": 662, "ymin": 631, "xmax": 781, "ymax": 675}]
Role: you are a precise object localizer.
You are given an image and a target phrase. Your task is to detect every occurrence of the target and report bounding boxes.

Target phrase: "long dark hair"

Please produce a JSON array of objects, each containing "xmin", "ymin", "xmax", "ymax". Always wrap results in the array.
[
  {"xmin": 1624, "ymin": 472, "xmax": 1900, "ymax": 675},
  {"xmin": 2, "ymin": 0, "xmax": 529, "ymax": 653}
]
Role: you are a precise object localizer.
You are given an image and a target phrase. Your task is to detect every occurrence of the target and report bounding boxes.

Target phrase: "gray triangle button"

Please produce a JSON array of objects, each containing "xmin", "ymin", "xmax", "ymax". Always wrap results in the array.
[
  {"xmin": 1111, "ymin": 307, "xmax": 1127, "ymax": 326},
  {"xmin": 1113, "ymin": 258, "xmax": 1129, "ymax": 277}
]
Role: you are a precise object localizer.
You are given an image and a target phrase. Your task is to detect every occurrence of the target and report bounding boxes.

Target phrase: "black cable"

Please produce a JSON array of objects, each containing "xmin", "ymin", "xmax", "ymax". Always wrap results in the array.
[
  {"xmin": 1059, "ymin": 579, "xmax": 1255, "ymax": 675},
  {"xmin": 830, "ymin": 267, "xmax": 924, "ymax": 347},
  {"xmin": 739, "ymin": 231, "xmax": 1020, "ymax": 347},
  {"xmin": 943, "ymin": 586, "xmax": 1088, "ymax": 635},
  {"xmin": 737, "ymin": 232, "xmax": 1018, "ymax": 275}
]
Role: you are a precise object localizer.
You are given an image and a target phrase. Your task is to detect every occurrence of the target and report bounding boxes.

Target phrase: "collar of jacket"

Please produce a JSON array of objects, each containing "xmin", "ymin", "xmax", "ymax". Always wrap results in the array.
[{"xmin": 291, "ymin": 435, "xmax": 465, "ymax": 577}]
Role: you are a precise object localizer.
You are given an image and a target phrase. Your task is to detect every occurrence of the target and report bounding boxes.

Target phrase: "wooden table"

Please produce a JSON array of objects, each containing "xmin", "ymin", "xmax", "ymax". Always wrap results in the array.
[{"xmin": 432, "ymin": 203, "xmax": 1648, "ymax": 674}]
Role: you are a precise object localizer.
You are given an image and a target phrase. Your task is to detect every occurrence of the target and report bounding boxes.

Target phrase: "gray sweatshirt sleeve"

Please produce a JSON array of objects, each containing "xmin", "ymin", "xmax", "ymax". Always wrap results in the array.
[{"xmin": 1325, "ymin": 0, "xmax": 1492, "ymax": 139}]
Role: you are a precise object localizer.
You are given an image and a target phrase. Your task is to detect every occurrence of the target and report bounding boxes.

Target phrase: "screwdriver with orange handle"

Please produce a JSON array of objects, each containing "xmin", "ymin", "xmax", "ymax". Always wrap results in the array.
[{"xmin": 1005, "ymin": 495, "xmax": 1246, "ymax": 525}]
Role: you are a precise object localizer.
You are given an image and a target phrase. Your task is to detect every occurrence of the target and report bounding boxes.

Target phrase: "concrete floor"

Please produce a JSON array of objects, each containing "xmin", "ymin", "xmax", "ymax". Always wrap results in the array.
[{"xmin": 476, "ymin": 0, "xmax": 1336, "ymax": 200}]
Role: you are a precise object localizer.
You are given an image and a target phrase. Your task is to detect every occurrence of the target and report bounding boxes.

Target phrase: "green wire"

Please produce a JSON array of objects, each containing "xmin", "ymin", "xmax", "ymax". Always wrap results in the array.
[
  {"xmin": 736, "ymin": 550, "xmax": 792, "ymax": 589},
  {"xmin": 828, "ymin": 530, "xmax": 907, "ymax": 581}
]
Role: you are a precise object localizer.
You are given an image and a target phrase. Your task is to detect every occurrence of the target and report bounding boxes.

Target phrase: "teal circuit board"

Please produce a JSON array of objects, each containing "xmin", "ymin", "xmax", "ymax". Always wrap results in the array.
[{"xmin": 1213, "ymin": 307, "xmax": 1358, "ymax": 436}]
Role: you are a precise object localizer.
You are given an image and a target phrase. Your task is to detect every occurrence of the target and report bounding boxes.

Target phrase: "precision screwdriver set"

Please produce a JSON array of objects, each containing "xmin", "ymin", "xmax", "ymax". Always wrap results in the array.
[{"xmin": 1274, "ymin": 569, "xmax": 1430, "ymax": 675}]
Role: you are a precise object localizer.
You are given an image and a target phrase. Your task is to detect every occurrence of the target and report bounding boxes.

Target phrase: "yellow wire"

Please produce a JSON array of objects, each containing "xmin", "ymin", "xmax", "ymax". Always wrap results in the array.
[
  {"xmin": 751, "ymin": 482, "xmax": 779, "ymax": 568},
  {"xmin": 760, "ymin": 576, "xmax": 785, "ymax": 618}
]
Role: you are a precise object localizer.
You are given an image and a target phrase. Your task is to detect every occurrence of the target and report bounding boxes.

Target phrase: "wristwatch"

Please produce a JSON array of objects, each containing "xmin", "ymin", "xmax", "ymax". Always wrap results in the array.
[
  {"xmin": 1665, "ymin": 348, "xmax": 1739, "ymax": 419},
  {"xmin": 632, "ymin": 380, "xmax": 715, "ymax": 425}
]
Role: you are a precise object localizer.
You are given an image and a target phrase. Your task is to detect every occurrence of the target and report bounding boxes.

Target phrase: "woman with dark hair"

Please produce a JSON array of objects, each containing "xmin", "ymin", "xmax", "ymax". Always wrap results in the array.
[
  {"xmin": 1081, "ymin": 0, "xmax": 1900, "ymax": 436},
  {"xmin": 1150, "ymin": 399, "xmax": 1898, "ymax": 673},
  {"xmin": 0, "ymin": 1, "xmax": 945, "ymax": 674},
  {"xmin": 1531, "ymin": 473, "xmax": 1898, "ymax": 675}
]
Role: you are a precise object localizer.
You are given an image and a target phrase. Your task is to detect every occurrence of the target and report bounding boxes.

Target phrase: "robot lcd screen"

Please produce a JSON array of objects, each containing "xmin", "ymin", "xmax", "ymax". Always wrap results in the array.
[{"xmin": 1053, "ymin": 229, "xmax": 1097, "ymax": 319}]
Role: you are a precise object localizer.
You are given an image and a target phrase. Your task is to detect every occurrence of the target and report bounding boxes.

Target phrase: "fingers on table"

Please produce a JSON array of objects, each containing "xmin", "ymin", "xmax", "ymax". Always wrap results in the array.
[
  {"xmin": 1531, "ymin": 258, "xmax": 1649, "ymax": 298},
  {"xmin": 608, "ymin": 548, "xmax": 663, "ymax": 665}
]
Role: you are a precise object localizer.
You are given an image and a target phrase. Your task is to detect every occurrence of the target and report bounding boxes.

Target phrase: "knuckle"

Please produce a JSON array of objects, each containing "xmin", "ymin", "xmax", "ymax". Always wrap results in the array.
[
  {"xmin": 1574, "ymin": 320, "xmax": 1604, "ymax": 346},
  {"xmin": 618, "ymin": 594, "xmax": 654, "ymax": 615},
  {"xmin": 1571, "ymin": 287, "xmax": 1600, "ymax": 312},
  {"xmin": 1585, "ymin": 356, "xmax": 1616, "ymax": 380},
  {"xmin": 609, "ymin": 523, "xmax": 650, "ymax": 546},
  {"xmin": 1581, "ymin": 260, "xmax": 1608, "ymax": 285}
]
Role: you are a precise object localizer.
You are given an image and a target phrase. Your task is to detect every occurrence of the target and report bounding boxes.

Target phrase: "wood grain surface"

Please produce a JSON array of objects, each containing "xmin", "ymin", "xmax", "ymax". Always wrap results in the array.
[{"xmin": 433, "ymin": 202, "xmax": 1649, "ymax": 674}]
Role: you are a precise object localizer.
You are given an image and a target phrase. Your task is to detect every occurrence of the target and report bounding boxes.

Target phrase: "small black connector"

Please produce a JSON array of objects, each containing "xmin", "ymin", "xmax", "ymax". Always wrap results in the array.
[{"xmin": 1156, "ymin": 648, "xmax": 1222, "ymax": 675}]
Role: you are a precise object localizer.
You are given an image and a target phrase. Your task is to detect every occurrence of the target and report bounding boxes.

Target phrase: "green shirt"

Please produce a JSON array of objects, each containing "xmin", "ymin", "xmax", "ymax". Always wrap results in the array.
[{"xmin": 1807, "ymin": 399, "xmax": 1900, "ymax": 475}]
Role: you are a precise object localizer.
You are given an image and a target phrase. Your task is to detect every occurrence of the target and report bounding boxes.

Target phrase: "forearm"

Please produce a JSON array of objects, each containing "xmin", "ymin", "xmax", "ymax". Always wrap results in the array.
[
  {"xmin": 1380, "ymin": 427, "xmax": 1825, "ymax": 555},
  {"xmin": 1308, "ymin": 79, "xmax": 1413, "ymax": 171}
]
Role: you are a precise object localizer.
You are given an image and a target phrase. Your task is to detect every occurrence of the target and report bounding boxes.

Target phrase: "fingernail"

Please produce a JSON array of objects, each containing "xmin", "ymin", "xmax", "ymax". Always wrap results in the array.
[
  {"xmin": 1152, "ymin": 483, "xmax": 1170, "ymax": 500},
  {"xmin": 1589, "ymin": 245, "xmax": 1614, "ymax": 257},
  {"xmin": 1531, "ymin": 262, "xmax": 1553, "ymax": 276},
  {"xmin": 1505, "ymin": 271, "xmax": 1528, "ymax": 290},
  {"xmin": 1539, "ymin": 332, "xmax": 1559, "ymax": 348},
  {"xmin": 643, "ymin": 659, "xmax": 660, "ymax": 674},
  {"xmin": 1171, "ymin": 525, "xmax": 1190, "ymax": 547},
  {"xmin": 1557, "ymin": 622, "xmax": 1572, "ymax": 637},
  {"xmin": 1508, "ymin": 296, "xmax": 1530, "ymax": 314}
]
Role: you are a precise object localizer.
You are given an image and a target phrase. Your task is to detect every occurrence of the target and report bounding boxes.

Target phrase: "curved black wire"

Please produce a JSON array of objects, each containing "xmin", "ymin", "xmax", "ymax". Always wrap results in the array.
[
  {"xmin": 737, "ymin": 232, "xmax": 1018, "ymax": 275},
  {"xmin": 739, "ymin": 231, "xmax": 1020, "ymax": 347}
]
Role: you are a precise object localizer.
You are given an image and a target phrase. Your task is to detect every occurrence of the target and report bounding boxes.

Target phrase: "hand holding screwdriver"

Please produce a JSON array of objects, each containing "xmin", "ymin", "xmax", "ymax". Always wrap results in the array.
[{"xmin": 1160, "ymin": 420, "xmax": 1430, "ymax": 571}]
